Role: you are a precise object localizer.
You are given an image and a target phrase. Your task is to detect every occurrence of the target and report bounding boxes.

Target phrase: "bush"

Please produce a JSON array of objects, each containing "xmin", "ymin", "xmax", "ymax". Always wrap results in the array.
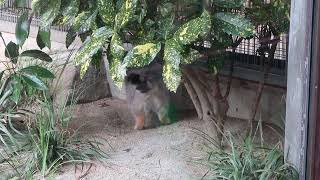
[
  {"xmin": 0, "ymin": 93, "xmax": 107, "ymax": 179},
  {"xmin": 198, "ymin": 131, "xmax": 298, "ymax": 180}
]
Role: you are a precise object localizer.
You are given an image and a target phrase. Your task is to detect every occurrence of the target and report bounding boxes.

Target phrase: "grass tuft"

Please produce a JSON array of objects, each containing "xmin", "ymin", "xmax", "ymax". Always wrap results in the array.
[
  {"xmin": 195, "ymin": 124, "xmax": 299, "ymax": 180},
  {"xmin": 0, "ymin": 93, "xmax": 107, "ymax": 179}
]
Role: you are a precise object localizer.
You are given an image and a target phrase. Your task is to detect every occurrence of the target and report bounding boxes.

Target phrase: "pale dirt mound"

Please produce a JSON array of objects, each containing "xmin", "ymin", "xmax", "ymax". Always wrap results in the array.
[{"xmin": 56, "ymin": 98, "xmax": 281, "ymax": 180}]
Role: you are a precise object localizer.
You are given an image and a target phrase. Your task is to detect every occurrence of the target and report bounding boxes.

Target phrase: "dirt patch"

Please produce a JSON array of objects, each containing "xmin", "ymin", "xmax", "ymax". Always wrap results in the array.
[{"xmin": 56, "ymin": 98, "xmax": 282, "ymax": 180}]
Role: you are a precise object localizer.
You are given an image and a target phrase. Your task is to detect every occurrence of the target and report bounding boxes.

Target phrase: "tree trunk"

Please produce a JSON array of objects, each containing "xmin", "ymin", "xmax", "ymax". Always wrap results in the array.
[{"xmin": 182, "ymin": 67, "xmax": 229, "ymax": 147}]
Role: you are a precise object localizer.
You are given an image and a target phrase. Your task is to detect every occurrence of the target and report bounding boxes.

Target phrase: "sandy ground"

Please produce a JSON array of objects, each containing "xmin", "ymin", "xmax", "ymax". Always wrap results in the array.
[
  {"xmin": 55, "ymin": 98, "xmax": 210, "ymax": 180},
  {"xmin": 53, "ymin": 98, "xmax": 281, "ymax": 180}
]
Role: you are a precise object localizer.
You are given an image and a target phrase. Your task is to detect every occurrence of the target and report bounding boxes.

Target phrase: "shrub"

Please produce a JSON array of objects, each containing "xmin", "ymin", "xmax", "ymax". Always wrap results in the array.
[
  {"xmin": 0, "ymin": 93, "xmax": 107, "ymax": 179},
  {"xmin": 200, "ymin": 133, "xmax": 298, "ymax": 180}
]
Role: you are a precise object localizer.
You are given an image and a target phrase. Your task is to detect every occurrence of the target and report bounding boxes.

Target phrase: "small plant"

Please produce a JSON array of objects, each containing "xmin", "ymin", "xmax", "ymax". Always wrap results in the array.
[
  {"xmin": 0, "ymin": 93, "xmax": 107, "ymax": 179},
  {"xmin": 0, "ymin": 29, "xmax": 107, "ymax": 178},
  {"xmin": 198, "ymin": 132, "xmax": 298, "ymax": 180}
]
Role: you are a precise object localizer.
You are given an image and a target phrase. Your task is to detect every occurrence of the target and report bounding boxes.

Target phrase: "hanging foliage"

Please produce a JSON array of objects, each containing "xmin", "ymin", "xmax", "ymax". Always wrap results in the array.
[{"xmin": 12, "ymin": 0, "xmax": 288, "ymax": 92}]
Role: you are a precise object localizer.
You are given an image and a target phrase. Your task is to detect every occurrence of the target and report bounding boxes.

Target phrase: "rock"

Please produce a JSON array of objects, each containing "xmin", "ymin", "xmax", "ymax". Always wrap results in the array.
[
  {"xmin": 52, "ymin": 52, "xmax": 111, "ymax": 107},
  {"xmin": 73, "ymin": 61, "xmax": 111, "ymax": 103}
]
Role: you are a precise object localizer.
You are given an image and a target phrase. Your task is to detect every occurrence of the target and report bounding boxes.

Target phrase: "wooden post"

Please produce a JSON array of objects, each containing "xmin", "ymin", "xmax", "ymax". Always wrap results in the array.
[
  {"xmin": 285, "ymin": 0, "xmax": 314, "ymax": 179},
  {"xmin": 306, "ymin": 0, "xmax": 320, "ymax": 179}
]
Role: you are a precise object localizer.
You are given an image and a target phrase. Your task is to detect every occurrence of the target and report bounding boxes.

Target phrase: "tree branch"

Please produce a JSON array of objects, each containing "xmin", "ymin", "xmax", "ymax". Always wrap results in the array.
[
  {"xmin": 224, "ymin": 37, "xmax": 244, "ymax": 99},
  {"xmin": 182, "ymin": 73, "xmax": 203, "ymax": 120},
  {"xmin": 249, "ymin": 42, "xmax": 278, "ymax": 132}
]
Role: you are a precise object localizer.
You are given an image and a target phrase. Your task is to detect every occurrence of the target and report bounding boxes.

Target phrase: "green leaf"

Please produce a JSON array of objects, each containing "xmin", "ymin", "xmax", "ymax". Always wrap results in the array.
[
  {"xmin": 109, "ymin": 60, "xmax": 123, "ymax": 89},
  {"xmin": 40, "ymin": 0, "xmax": 61, "ymax": 28},
  {"xmin": 20, "ymin": 65, "xmax": 55, "ymax": 79},
  {"xmin": 214, "ymin": 12, "xmax": 254, "ymax": 37},
  {"xmin": 36, "ymin": 31, "xmax": 46, "ymax": 50},
  {"xmin": 10, "ymin": 76, "xmax": 23, "ymax": 104},
  {"xmin": 15, "ymin": 0, "xmax": 26, "ymax": 7},
  {"xmin": 21, "ymin": 74, "xmax": 47, "ymax": 90},
  {"xmin": 66, "ymin": 30, "xmax": 77, "ymax": 48},
  {"xmin": 79, "ymin": 60, "xmax": 90, "ymax": 78},
  {"xmin": 36, "ymin": 27, "xmax": 51, "ymax": 49},
  {"xmin": 208, "ymin": 53, "xmax": 227, "ymax": 74},
  {"xmin": 124, "ymin": 43, "xmax": 161, "ymax": 68},
  {"xmin": 110, "ymin": 32, "xmax": 125, "ymax": 61},
  {"xmin": 163, "ymin": 39, "xmax": 183, "ymax": 92},
  {"xmin": 79, "ymin": 30, "xmax": 92, "ymax": 42},
  {"xmin": 173, "ymin": 10, "xmax": 211, "ymax": 45},
  {"xmin": 0, "ymin": 0, "xmax": 4, "ymax": 6},
  {"xmin": 61, "ymin": 0, "xmax": 80, "ymax": 24},
  {"xmin": 32, "ymin": 0, "xmax": 45, "ymax": 13},
  {"xmin": 114, "ymin": 0, "xmax": 138, "ymax": 30},
  {"xmin": 157, "ymin": 15, "xmax": 175, "ymax": 40},
  {"xmin": 109, "ymin": 32, "xmax": 125, "ymax": 88},
  {"xmin": 5, "ymin": 41, "xmax": 19, "ymax": 62},
  {"xmin": 74, "ymin": 27, "xmax": 113, "ymax": 76},
  {"xmin": 212, "ymin": 29, "xmax": 233, "ymax": 48},
  {"xmin": 98, "ymin": 0, "xmax": 115, "ymax": 27},
  {"xmin": 118, "ymin": 43, "xmax": 161, "ymax": 80},
  {"xmin": 212, "ymin": 0, "xmax": 244, "ymax": 8},
  {"xmin": 91, "ymin": 49, "xmax": 103, "ymax": 68},
  {"xmin": 71, "ymin": 9, "xmax": 98, "ymax": 33},
  {"xmin": 0, "ymin": 71, "xmax": 4, "ymax": 81},
  {"xmin": 15, "ymin": 11, "xmax": 30, "ymax": 47},
  {"xmin": 160, "ymin": 3, "xmax": 174, "ymax": 17},
  {"xmin": 19, "ymin": 50, "xmax": 53, "ymax": 62},
  {"xmin": 182, "ymin": 49, "xmax": 201, "ymax": 64}
]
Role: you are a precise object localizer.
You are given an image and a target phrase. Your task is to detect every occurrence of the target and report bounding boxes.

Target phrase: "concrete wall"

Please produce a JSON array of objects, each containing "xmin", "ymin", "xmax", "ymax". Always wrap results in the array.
[
  {"xmin": 0, "ymin": 24, "xmax": 111, "ymax": 106},
  {"xmin": 108, "ymin": 68, "xmax": 286, "ymax": 127}
]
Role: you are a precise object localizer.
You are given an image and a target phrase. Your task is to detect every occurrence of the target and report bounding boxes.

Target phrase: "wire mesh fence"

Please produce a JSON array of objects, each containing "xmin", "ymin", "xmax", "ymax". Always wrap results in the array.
[{"xmin": 0, "ymin": 0, "xmax": 69, "ymax": 31}]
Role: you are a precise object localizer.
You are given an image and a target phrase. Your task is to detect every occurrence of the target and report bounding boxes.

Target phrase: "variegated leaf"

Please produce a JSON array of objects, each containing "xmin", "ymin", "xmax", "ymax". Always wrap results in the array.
[
  {"xmin": 74, "ymin": 27, "xmax": 113, "ymax": 77},
  {"xmin": 212, "ymin": 0, "xmax": 244, "ymax": 8},
  {"xmin": 173, "ymin": 10, "xmax": 211, "ymax": 45},
  {"xmin": 71, "ymin": 9, "xmax": 98, "ymax": 33},
  {"xmin": 80, "ymin": 60, "xmax": 90, "ymax": 78},
  {"xmin": 123, "ymin": 43, "xmax": 161, "ymax": 68},
  {"xmin": 109, "ymin": 33, "xmax": 125, "ymax": 88},
  {"xmin": 109, "ymin": 60, "xmax": 124, "ymax": 89},
  {"xmin": 118, "ymin": 43, "xmax": 161, "ymax": 80},
  {"xmin": 32, "ymin": 0, "xmax": 47, "ymax": 14},
  {"xmin": 214, "ymin": 12, "xmax": 254, "ymax": 38},
  {"xmin": 163, "ymin": 39, "xmax": 183, "ymax": 92},
  {"xmin": 157, "ymin": 15, "xmax": 175, "ymax": 40},
  {"xmin": 61, "ymin": 0, "xmax": 80, "ymax": 24},
  {"xmin": 98, "ymin": 0, "xmax": 115, "ymax": 27},
  {"xmin": 110, "ymin": 33, "xmax": 125, "ymax": 60},
  {"xmin": 114, "ymin": 0, "xmax": 138, "ymax": 30},
  {"xmin": 182, "ymin": 49, "xmax": 201, "ymax": 64},
  {"xmin": 38, "ymin": 0, "xmax": 61, "ymax": 28}
]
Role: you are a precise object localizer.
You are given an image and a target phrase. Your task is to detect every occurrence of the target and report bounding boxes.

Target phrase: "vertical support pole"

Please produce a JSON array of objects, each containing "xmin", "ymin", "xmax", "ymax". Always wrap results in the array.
[
  {"xmin": 285, "ymin": 0, "xmax": 313, "ymax": 179},
  {"xmin": 306, "ymin": 0, "xmax": 320, "ymax": 179}
]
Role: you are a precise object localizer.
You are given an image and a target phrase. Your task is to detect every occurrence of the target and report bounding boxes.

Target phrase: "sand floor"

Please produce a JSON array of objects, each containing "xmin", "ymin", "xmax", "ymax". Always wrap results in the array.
[{"xmin": 53, "ymin": 98, "xmax": 281, "ymax": 180}]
